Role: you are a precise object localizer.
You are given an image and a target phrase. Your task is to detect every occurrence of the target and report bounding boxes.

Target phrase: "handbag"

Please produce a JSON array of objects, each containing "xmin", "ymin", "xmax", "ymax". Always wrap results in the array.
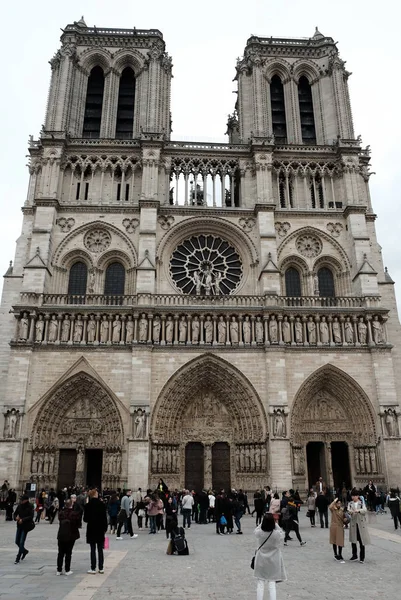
[
  {"xmin": 306, "ymin": 510, "xmax": 311, "ymax": 518},
  {"xmin": 251, "ymin": 531, "xmax": 272, "ymax": 569},
  {"xmin": 104, "ymin": 536, "xmax": 109, "ymax": 550},
  {"xmin": 25, "ymin": 520, "xmax": 35, "ymax": 532},
  {"xmin": 220, "ymin": 515, "xmax": 227, "ymax": 526}
]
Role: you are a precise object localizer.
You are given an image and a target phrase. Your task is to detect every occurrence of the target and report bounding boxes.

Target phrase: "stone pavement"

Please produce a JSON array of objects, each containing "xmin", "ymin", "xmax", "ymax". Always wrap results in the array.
[{"xmin": 0, "ymin": 509, "xmax": 399, "ymax": 600}]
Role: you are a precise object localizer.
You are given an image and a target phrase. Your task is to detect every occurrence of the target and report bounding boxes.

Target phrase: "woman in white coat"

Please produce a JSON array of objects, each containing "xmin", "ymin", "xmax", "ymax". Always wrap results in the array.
[{"xmin": 254, "ymin": 513, "xmax": 287, "ymax": 600}]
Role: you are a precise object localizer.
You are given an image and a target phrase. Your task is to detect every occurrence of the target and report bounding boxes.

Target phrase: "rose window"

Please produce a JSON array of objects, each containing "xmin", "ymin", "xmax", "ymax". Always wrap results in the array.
[
  {"xmin": 170, "ymin": 235, "xmax": 243, "ymax": 295},
  {"xmin": 84, "ymin": 228, "xmax": 111, "ymax": 253},
  {"xmin": 296, "ymin": 234, "xmax": 322, "ymax": 258}
]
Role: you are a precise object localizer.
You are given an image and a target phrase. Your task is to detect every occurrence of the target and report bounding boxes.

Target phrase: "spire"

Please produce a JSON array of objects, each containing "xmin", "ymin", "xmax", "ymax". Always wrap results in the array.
[
  {"xmin": 312, "ymin": 26, "xmax": 324, "ymax": 40},
  {"xmin": 385, "ymin": 267, "xmax": 395, "ymax": 283},
  {"xmin": 76, "ymin": 16, "xmax": 87, "ymax": 28}
]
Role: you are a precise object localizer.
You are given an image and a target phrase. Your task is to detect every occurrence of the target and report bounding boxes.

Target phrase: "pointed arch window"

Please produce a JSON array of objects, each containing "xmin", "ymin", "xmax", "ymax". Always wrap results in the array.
[
  {"xmin": 104, "ymin": 262, "xmax": 126, "ymax": 296},
  {"xmin": 83, "ymin": 66, "xmax": 105, "ymax": 138},
  {"xmin": 318, "ymin": 267, "xmax": 335, "ymax": 297},
  {"xmin": 298, "ymin": 76, "xmax": 316, "ymax": 144},
  {"xmin": 310, "ymin": 174, "xmax": 324, "ymax": 209},
  {"xmin": 68, "ymin": 262, "xmax": 88, "ymax": 296},
  {"xmin": 116, "ymin": 67, "xmax": 136, "ymax": 139},
  {"xmin": 270, "ymin": 75, "xmax": 287, "ymax": 144},
  {"xmin": 285, "ymin": 267, "xmax": 302, "ymax": 297},
  {"xmin": 278, "ymin": 172, "xmax": 293, "ymax": 208}
]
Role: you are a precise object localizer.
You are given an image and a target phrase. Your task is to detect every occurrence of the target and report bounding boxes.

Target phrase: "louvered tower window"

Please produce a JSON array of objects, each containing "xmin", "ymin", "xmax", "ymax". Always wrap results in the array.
[
  {"xmin": 104, "ymin": 263, "xmax": 125, "ymax": 295},
  {"xmin": 298, "ymin": 76, "xmax": 316, "ymax": 144},
  {"xmin": 285, "ymin": 267, "xmax": 302, "ymax": 297},
  {"xmin": 68, "ymin": 262, "xmax": 88, "ymax": 296},
  {"xmin": 82, "ymin": 66, "xmax": 105, "ymax": 138},
  {"xmin": 318, "ymin": 267, "xmax": 335, "ymax": 297},
  {"xmin": 271, "ymin": 75, "xmax": 287, "ymax": 144},
  {"xmin": 116, "ymin": 68, "xmax": 136, "ymax": 139}
]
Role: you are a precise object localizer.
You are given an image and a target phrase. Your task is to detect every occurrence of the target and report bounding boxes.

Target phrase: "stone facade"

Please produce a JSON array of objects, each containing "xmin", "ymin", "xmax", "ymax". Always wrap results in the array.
[{"xmin": 1, "ymin": 21, "xmax": 401, "ymax": 493}]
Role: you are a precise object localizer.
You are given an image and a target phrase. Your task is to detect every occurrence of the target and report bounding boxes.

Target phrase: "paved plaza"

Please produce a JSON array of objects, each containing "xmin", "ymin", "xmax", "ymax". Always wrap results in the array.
[{"xmin": 0, "ymin": 509, "xmax": 399, "ymax": 600}]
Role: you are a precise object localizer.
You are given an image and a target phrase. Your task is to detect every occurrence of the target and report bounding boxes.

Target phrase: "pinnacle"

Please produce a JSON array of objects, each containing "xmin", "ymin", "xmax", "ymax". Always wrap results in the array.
[
  {"xmin": 76, "ymin": 16, "xmax": 87, "ymax": 28},
  {"xmin": 312, "ymin": 26, "xmax": 324, "ymax": 40}
]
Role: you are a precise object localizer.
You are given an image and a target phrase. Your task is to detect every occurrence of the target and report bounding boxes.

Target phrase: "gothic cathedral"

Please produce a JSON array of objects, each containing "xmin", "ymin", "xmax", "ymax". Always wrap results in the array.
[{"xmin": 1, "ymin": 19, "xmax": 400, "ymax": 493}]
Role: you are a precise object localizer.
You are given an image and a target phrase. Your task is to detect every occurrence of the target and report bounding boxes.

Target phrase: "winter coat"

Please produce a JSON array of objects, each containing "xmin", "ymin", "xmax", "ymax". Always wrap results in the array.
[
  {"xmin": 253, "ymin": 525, "xmax": 287, "ymax": 583},
  {"xmin": 268, "ymin": 499, "xmax": 281, "ymax": 515},
  {"xmin": 388, "ymin": 497, "xmax": 400, "ymax": 517},
  {"xmin": 315, "ymin": 494, "xmax": 329, "ymax": 512},
  {"xmin": 57, "ymin": 507, "xmax": 81, "ymax": 542},
  {"xmin": 147, "ymin": 499, "xmax": 162, "ymax": 516},
  {"xmin": 306, "ymin": 496, "xmax": 316, "ymax": 511},
  {"xmin": 13, "ymin": 501, "xmax": 34, "ymax": 531},
  {"xmin": 254, "ymin": 497, "xmax": 265, "ymax": 515},
  {"xmin": 107, "ymin": 499, "xmax": 120, "ymax": 518},
  {"xmin": 83, "ymin": 498, "xmax": 107, "ymax": 544},
  {"xmin": 329, "ymin": 501, "xmax": 344, "ymax": 546},
  {"xmin": 347, "ymin": 500, "xmax": 370, "ymax": 545}
]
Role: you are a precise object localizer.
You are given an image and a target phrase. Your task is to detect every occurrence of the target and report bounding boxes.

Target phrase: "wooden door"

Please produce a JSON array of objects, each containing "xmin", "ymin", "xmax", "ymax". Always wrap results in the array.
[
  {"xmin": 212, "ymin": 442, "xmax": 231, "ymax": 492},
  {"xmin": 185, "ymin": 443, "xmax": 204, "ymax": 491},
  {"xmin": 57, "ymin": 450, "xmax": 77, "ymax": 489}
]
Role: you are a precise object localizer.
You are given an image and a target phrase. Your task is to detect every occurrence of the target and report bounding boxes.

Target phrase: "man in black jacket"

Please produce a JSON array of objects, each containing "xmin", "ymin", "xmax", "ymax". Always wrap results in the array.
[
  {"xmin": 315, "ymin": 491, "xmax": 330, "ymax": 528},
  {"xmin": 13, "ymin": 495, "xmax": 34, "ymax": 564}
]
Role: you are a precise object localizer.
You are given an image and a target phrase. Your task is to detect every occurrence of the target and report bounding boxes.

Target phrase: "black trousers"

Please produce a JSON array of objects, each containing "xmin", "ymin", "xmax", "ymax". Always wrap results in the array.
[
  {"xmin": 284, "ymin": 520, "xmax": 302, "ymax": 542},
  {"xmin": 351, "ymin": 525, "xmax": 365, "ymax": 561},
  {"xmin": 333, "ymin": 544, "xmax": 343, "ymax": 558},
  {"xmin": 57, "ymin": 540, "xmax": 75, "ymax": 572},
  {"xmin": 90, "ymin": 541, "xmax": 104, "ymax": 571},
  {"xmin": 319, "ymin": 509, "xmax": 328, "ymax": 528},
  {"xmin": 117, "ymin": 516, "xmax": 132, "ymax": 537},
  {"xmin": 392, "ymin": 513, "xmax": 401, "ymax": 529},
  {"xmin": 309, "ymin": 510, "xmax": 315, "ymax": 526}
]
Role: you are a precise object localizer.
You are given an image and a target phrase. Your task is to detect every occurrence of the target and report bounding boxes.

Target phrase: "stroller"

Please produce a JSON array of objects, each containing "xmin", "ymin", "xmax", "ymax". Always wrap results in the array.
[{"xmin": 169, "ymin": 524, "xmax": 189, "ymax": 555}]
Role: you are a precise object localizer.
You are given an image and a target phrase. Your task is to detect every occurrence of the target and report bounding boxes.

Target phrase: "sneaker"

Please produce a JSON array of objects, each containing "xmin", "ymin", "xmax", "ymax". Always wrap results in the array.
[
  {"xmin": 350, "ymin": 556, "xmax": 358, "ymax": 561},
  {"xmin": 98, "ymin": 569, "xmax": 104, "ymax": 574},
  {"xmin": 87, "ymin": 569, "xmax": 96, "ymax": 574},
  {"xmin": 236, "ymin": 531, "xmax": 243, "ymax": 534},
  {"xmin": 130, "ymin": 534, "xmax": 138, "ymax": 539},
  {"xmin": 300, "ymin": 541, "xmax": 307, "ymax": 546},
  {"xmin": 116, "ymin": 536, "xmax": 123, "ymax": 540},
  {"xmin": 139, "ymin": 528, "xmax": 143, "ymax": 531},
  {"xmin": 334, "ymin": 555, "xmax": 341, "ymax": 561},
  {"xmin": 340, "ymin": 559, "xmax": 345, "ymax": 564},
  {"xmin": 283, "ymin": 542, "xmax": 288, "ymax": 546},
  {"xmin": 56, "ymin": 571, "xmax": 62, "ymax": 576},
  {"xmin": 14, "ymin": 558, "xmax": 20, "ymax": 564},
  {"xmin": 287, "ymin": 537, "xmax": 293, "ymax": 540},
  {"xmin": 359, "ymin": 560, "xmax": 364, "ymax": 564},
  {"xmin": 21, "ymin": 550, "xmax": 29, "ymax": 561},
  {"xmin": 65, "ymin": 571, "xmax": 73, "ymax": 576}
]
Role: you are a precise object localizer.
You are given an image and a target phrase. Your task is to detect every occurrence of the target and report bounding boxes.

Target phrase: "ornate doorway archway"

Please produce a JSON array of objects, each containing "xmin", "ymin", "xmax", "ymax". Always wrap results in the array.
[
  {"xmin": 29, "ymin": 372, "xmax": 125, "ymax": 489},
  {"xmin": 291, "ymin": 364, "xmax": 380, "ymax": 490},
  {"xmin": 150, "ymin": 354, "xmax": 268, "ymax": 490}
]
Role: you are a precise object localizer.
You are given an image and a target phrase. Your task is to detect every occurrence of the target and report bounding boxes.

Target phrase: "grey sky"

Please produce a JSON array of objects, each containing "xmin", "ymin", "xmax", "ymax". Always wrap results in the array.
[{"xmin": 1, "ymin": 0, "xmax": 399, "ymax": 307}]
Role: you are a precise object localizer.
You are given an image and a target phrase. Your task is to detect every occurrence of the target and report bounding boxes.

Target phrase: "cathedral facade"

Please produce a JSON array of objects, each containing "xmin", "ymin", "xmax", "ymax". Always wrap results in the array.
[{"xmin": 1, "ymin": 19, "xmax": 401, "ymax": 493}]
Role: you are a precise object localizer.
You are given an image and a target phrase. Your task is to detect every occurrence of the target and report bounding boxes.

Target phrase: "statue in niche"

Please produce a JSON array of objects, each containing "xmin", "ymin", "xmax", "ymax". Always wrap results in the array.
[
  {"xmin": 165, "ymin": 315, "xmax": 174, "ymax": 343},
  {"xmin": 320, "ymin": 317, "xmax": 329, "ymax": 344},
  {"xmin": 370, "ymin": 448, "xmax": 377, "ymax": 473},
  {"xmin": 269, "ymin": 315, "xmax": 278, "ymax": 343},
  {"xmin": 116, "ymin": 453, "xmax": 121, "ymax": 474},
  {"xmin": 205, "ymin": 446, "xmax": 212, "ymax": 476},
  {"xmin": 49, "ymin": 453, "xmax": 54, "ymax": 474},
  {"xmin": 87, "ymin": 315, "xmax": 96, "ymax": 343},
  {"xmin": 255, "ymin": 316, "xmax": 264, "ymax": 343},
  {"xmin": 217, "ymin": 316, "xmax": 226, "ymax": 343},
  {"xmin": 44, "ymin": 452, "xmax": 50, "ymax": 474},
  {"xmin": 243, "ymin": 316, "xmax": 251, "ymax": 344},
  {"xmin": 4, "ymin": 409, "xmax": 19, "ymax": 438},
  {"xmin": 153, "ymin": 316, "xmax": 161, "ymax": 343},
  {"xmin": 76, "ymin": 445, "xmax": 85, "ymax": 472},
  {"xmin": 35, "ymin": 315, "xmax": 44, "ymax": 342},
  {"xmin": 100, "ymin": 315, "xmax": 109, "ymax": 343},
  {"xmin": 235, "ymin": 446, "xmax": 240, "ymax": 470},
  {"xmin": 354, "ymin": 449, "xmax": 361, "ymax": 474},
  {"xmin": 344, "ymin": 317, "xmax": 354, "ymax": 343},
  {"xmin": 307, "ymin": 316, "xmax": 316, "ymax": 344},
  {"xmin": 260, "ymin": 446, "xmax": 267, "ymax": 471},
  {"xmin": 61, "ymin": 315, "xmax": 70, "ymax": 342},
  {"xmin": 254, "ymin": 446, "xmax": 261, "ymax": 470},
  {"xmin": 332, "ymin": 317, "xmax": 341, "ymax": 343},
  {"xmin": 273, "ymin": 410, "xmax": 286, "ymax": 438},
  {"xmin": 204, "ymin": 268, "xmax": 213, "ymax": 296},
  {"xmin": 239, "ymin": 446, "xmax": 245, "ymax": 471},
  {"xmin": 358, "ymin": 317, "xmax": 367, "ymax": 344},
  {"xmin": 192, "ymin": 316, "xmax": 200, "ymax": 343},
  {"xmin": 230, "ymin": 316, "xmax": 239, "ymax": 343},
  {"xmin": 214, "ymin": 271, "xmax": 222, "ymax": 295},
  {"xmin": 204, "ymin": 316, "xmax": 213, "ymax": 343},
  {"xmin": 372, "ymin": 316, "xmax": 384, "ymax": 344},
  {"xmin": 134, "ymin": 409, "xmax": 147, "ymax": 439},
  {"xmin": 112, "ymin": 315, "xmax": 121, "ymax": 343},
  {"xmin": 19, "ymin": 313, "xmax": 29, "ymax": 341},
  {"xmin": 73, "ymin": 315, "xmax": 84, "ymax": 343},
  {"xmin": 178, "ymin": 316, "xmax": 187, "ymax": 343},
  {"xmin": 138, "ymin": 314, "xmax": 148, "ymax": 342},
  {"xmin": 88, "ymin": 269, "xmax": 95, "ymax": 294},
  {"xmin": 194, "ymin": 271, "xmax": 202, "ymax": 295},
  {"xmin": 152, "ymin": 446, "xmax": 158, "ymax": 471},
  {"xmin": 294, "ymin": 317, "xmax": 303, "ymax": 343},
  {"xmin": 293, "ymin": 447, "xmax": 303, "ymax": 474},
  {"xmin": 385, "ymin": 408, "xmax": 398, "ymax": 437},
  {"xmin": 282, "ymin": 316, "xmax": 291, "ymax": 343},
  {"xmin": 126, "ymin": 315, "xmax": 134, "ymax": 343},
  {"xmin": 48, "ymin": 315, "xmax": 58, "ymax": 342},
  {"xmin": 364, "ymin": 448, "xmax": 370, "ymax": 473}
]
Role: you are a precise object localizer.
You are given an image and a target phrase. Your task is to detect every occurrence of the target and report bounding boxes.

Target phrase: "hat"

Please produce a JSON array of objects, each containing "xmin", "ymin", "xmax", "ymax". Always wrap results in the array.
[{"xmin": 21, "ymin": 494, "xmax": 29, "ymax": 501}]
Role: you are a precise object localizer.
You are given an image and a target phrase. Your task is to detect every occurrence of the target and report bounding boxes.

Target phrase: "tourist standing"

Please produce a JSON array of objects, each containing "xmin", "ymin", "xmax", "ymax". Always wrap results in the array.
[
  {"xmin": 116, "ymin": 490, "xmax": 137, "ymax": 539},
  {"xmin": 5, "ymin": 488, "xmax": 16, "ymax": 521},
  {"xmin": 181, "ymin": 490, "xmax": 194, "ymax": 529},
  {"xmin": 165, "ymin": 496, "xmax": 178, "ymax": 539},
  {"xmin": 83, "ymin": 489, "xmax": 108, "ymax": 574},
  {"xmin": 146, "ymin": 493, "xmax": 161, "ymax": 534},
  {"xmin": 268, "ymin": 493, "xmax": 281, "ymax": 523},
  {"xmin": 13, "ymin": 495, "xmax": 34, "ymax": 564},
  {"xmin": 388, "ymin": 490, "xmax": 401, "ymax": 529},
  {"xmin": 348, "ymin": 489, "xmax": 370, "ymax": 563},
  {"xmin": 253, "ymin": 513, "xmax": 286, "ymax": 600},
  {"xmin": 56, "ymin": 499, "xmax": 81, "ymax": 575},
  {"xmin": 329, "ymin": 498, "xmax": 345, "ymax": 562},
  {"xmin": 315, "ymin": 492, "xmax": 329, "ymax": 528},
  {"xmin": 107, "ymin": 494, "xmax": 120, "ymax": 534},
  {"xmin": 306, "ymin": 491, "xmax": 316, "ymax": 527},
  {"xmin": 208, "ymin": 491, "xmax": 215, "ymax": 522},
  {"xmin": 254, "ymin": 492, "xmax": 265, "ymax": 526}
]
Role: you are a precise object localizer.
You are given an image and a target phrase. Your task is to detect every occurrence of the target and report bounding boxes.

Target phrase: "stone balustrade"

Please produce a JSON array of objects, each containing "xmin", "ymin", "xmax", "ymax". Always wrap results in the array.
[{"xmin": 13, "ymin": 309, "xmax": 389, "ymax": 348}]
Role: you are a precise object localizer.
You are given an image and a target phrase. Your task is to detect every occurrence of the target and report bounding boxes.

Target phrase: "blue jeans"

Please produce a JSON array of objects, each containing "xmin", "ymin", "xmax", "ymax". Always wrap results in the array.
[
  {"xmin": 182, "ymin": 509, "xmax": 191, "ymax": 528},
  {"xmin": 234, "ymin": 510, "xmax": 243, "ymax": 532},
  {"xmin": 90, "ymin": 541, "xmax": 104, "ymax": 571},
  {"xmin": 149, "ymin": 515, "xmax": 157, "ymax": 533},
  {"xmin": 15, "ymin": 527, "xmax": 27, "ymax": 560}
]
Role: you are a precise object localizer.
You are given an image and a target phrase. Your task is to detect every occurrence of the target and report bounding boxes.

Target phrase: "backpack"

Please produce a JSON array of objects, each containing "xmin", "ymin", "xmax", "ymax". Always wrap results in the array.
[
  {"xmin": 58, "ymin": 518, "xmax": 71, "ymax": 542},
  {"xmin": 281, "ymin": 507, "xmax": 290, "ymax": 521},
  {"xmin": 173, "ymin": 535, "xmax": 189, "ymax": 555}
]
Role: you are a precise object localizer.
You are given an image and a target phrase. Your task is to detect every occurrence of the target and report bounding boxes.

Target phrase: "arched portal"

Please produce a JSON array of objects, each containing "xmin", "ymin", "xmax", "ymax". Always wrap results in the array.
[
  {"xmin": 30, "ymin": 372, "xmax": 125, "ymax": 490},
  {"xmin": 151, "ymin": 354, "xmax": 268, "ymax": 490},
  {"xmin": 290, "ymin": 364, "xmax": 381, "ymax": 490}
]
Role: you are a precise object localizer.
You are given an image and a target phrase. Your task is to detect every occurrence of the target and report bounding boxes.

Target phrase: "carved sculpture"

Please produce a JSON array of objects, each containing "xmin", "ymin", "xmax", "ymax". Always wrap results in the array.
[
  {"xmin": 344, "ymin": 317, "xmax": 354, "ymax": 343},
  {"xmin": 269, "ymin": 316, "xmax": 278, "ymax": 343},
  {"xmin": 166, "ymin": 316, "xmax": 174, "ymax": 343},
  {"xmin": 204, "ymin": 316, "xmax": 213, "ymax": 343},
  {"xmin": 48, "ymin": 315, "xmax": 58, "ymax": 342},
  {"xmin": 112, "ymin": 315, "xmax": 121, "ymax": 343},
  {"xmin": 332, "ymin": 317, "xmax": 341, "ymax": 343},
  {"xmin": 4, "ymin": 408, "xmax": 20, "ymax": 439},
  {"xmin": 294, "ymin": 317, "xmax": 303, "ymax": 343},
  {"xmin": 358, "ymin": 318, "xmax": 367, "ymax": 344},
  {"xmin": 35, "ymin": 315, "xmax": 44, "ymax": 342},
  {"xmin": 153, "ymin": 316, "xmax": 161, "ymax": 343},
  {"xmin": 217, "ymin": 316, "xmax": 226, "ymax": 344},
  {"xmin": 320, "ymin": 317, "xmax": 329, "ymax": 344},
  {"xmin": 307, "ymin": 316, "xmax": 316, "ymax": 344},
  {"xmin": 73, "ymin": 315, "xmax": 84, "ymax": 343},
  {"xmin": 384, "ymin": 408, "xmax": 398, "ymax": 437},
  {"xmin": 134, "ymin": 409, "xmax": 147, "ymax": 439},
  {"xmin": 273, "ymin": 409, "xmax": 286, "ymax": 438},
  {"xmin": 282, "ymin": 316, "xmax": 291, "ymax": 344},
  {"xmin": 372, "ymin": 316, "xmax": 384, "ymax": 344},
  {"xmin": 243, "ymin": 316, "xmax": 251, "ymax": 344},
  {"xmin": 19, "ymin": 313, "xmax": 29, "ymax": 341},
  {"xmin": 126, "ymin": 316, "xmax": 134, "ymax": 343},
  {"xmin": 138, "ymin": 314, "xmax": 148, "ymax": 342},
  {"xmin": 230, "ymin": 317, "xmax": 239, "ymax": 343},
  {"xmin": 61, "ymin": 316, "xmax": 71, "ymax": 342},
  {"xmin": 87, "ymin": 315, "xmax": 96, "ymax": 343},
  {"xmin": 178, "ymin": 316, "xmax": 187, "ymax": 343},
  {"xmin": 192, "ymin": 316, "xmax": 200, "ymax": 343}
]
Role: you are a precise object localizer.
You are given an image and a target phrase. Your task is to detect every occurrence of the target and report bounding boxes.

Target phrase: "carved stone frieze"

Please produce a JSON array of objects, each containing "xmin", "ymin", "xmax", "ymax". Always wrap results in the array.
[
  {"xmin": 3, "ymin": 408, "xmax": 22, "ymax": 439},
  {"xmin": 380, "ymin": 407, "xmax": 399, "ymax": 438},
  {"xmin": 132, "ymin": 406, "xmax": 149, "ymax": 439}
]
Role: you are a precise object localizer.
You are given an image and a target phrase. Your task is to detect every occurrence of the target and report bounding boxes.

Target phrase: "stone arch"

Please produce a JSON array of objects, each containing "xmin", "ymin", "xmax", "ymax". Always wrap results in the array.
[
  {"xmin": 113, "ymin": 49, "xmax": 147, "ymax": 76},
  {"xmin": 79, "ymin": 48, "xmax": 113, "ymax": 75},
  {"xmin": 264, "ymin": 58, "xmax": 292, "ymax": 83},
  {"xmin": 313, "ymin": 254, "xmax": 351, "ymax": 296},
  {"xmin": 279, "ymin": 255, "xmax": 309, "ymax": 296},
  {"xmin": 292, "ymin": 59, "xmax": 321, "ymax": 84},
  {"xmin": 60, "ymin": 248, "xmax": 94, "ymax": 270}
]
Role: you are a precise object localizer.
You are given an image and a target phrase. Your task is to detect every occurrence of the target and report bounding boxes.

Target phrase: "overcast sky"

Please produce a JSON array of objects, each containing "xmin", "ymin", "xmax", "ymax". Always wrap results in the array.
[{"xmin": 0, "ymin": 0, "xmax": 400, "ymax": 308}]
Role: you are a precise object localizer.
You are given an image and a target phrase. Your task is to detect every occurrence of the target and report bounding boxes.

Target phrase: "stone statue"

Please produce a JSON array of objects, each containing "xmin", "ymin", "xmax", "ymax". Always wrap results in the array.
[
  {"xmin": 332, "ymin": 317, "xmax": 341, "ymax": 343},
  {"xmin": 217, "ymin": 316, "xmax": 226, "ymax": 343},
  {"xmin": 313, "ymin": 273, "xmax": 319, "ymax": 295},
  {"xmin": 260, "ymin": 446, "xmax": 267, "ymax": 471},
  {"xmin": 204, "ymin": 316, "xmax": 213, "ymax": 343},
  {"xmin": 372, "ymin": 316, "xmax": 384, "ymax": 344},
  {"xmin": 138, "ymin": 314, "xmax": 148, "ymax": 342},
  {"xmin": 44, "ymin": 452, "xmax": 50, "ymax": 474},
  {"xmin": 269, "ymin": 316, "xmax": 278, "ymax": 343},
  {"xmin": 294, "ymin": 317, "xmax": 303, "ymax": 343},
  {"xmin": 214, "ymin": 271, "xmax": 223, "ymax": 295},
  {"xmin": 61, "ymin": 315, "xmax": 70, "ymax": 342},
  {"xmin": 112, "ymin": 315, "xmax": 121, "ymax": 343},
  {"xmin": 344, "ymin": 317, "xmax": 354, "ymax": 343},
  {"xmin": 255, "ymin": 316, "xmax": 264, "ymax": 343},
  {"xmin": 239, "ymin": 446, "xmax": 245, "ymax": 471},
  {"xmin": 100, "ymin": 315, "xmax": 109, "ymax": 343},
  {"xmin": 19, "ymin": 313, "xmax": 29, "ymax": 341},
  {"xmin": 293, "ymin": 447, "xmax": 301, "ymax": 474},
  {"xmin": 307, "ymin": 316, "xmax": 316, "ymax": 344},
  {"xmin": 385, "ymin": 409, "xmax": 397, "ymax": 437},
  {"xmin": 243, "ymin": 316, "xmax": 251, "ymax": 344},
  {"xmin": 204, "ymin": 269, "xmax": 213, "ymax": 296},
  {"xmin": 35, "ymin": 315, "xmax": 45, "ymax": 342},
  {"xmin": 274, "ymin": 410, "xmax": 286, "ymax": 438},
  {"xmin": 87, "ymin": 315, "xmax": 96, "ymax": 343},
  {"xmin": 320, "ymin": 317, "xmax": 329, "ymax": 344},
  {"xmin": 126, "ymin": 315, "xmax": 134, "ymax": 343},
  {"xmin": 76, "ymin": 446, "xmax": 85, "ymax": 471},
  {"xmin": 152, "ymin": 316, "xmax": 161, "ymax": 343},
  {"xmin": 73, "ymin": 315, "xmax": 84, "ymax": 343},
  {"xmin": 48, "ymin": 315, "xmax": 58, "ymax": 342},
  {"xmin": 358, "ymin": 317, "xmax": 367, "ymax": 344},
  {"xmin": 230, "ymin": 317, "xmax": 239, "ymax": 343},
  {"xmin": 5, "ymin": 409, "xmax": 19, "ymax": 438},
  {"xmin": 254, "ymin": 446, "xmax": 261, "ymax": 470},
  {"xmin": 165, "ymin": 316, "xmax": 174, "ymax": 343},
  {"xmin": 354, "ymin": 448, "xmax": 361, "ymax": 474},
  {"xmin": 192, "ymin": 316, "xmax": 200, "ymax": 343},
  {"xmin": 364, "ymin": 448, "xmax": 370, "ymax": 473},
  {"xmin": 116, "ymin": 453, "xmax": 122, "ymax": 474},
  {"xmin": 370, "ymin": 448, "xmax": 377, "ymax": 473},
  {"xmin": 49, "ymin": 453, "xmax": 54, "ymax": 474},
  {"xmin": 204, "ymin": 446, "xmax": 212, "ymax": 476},
  {"xmin": 88, "ymin": 269, "xmax": 96, "ymax": 294},
  {"xmin": 282, "ymin": 316, "xmax": 291, "ymax": 343},
  {"xmin": 178, "ymin": 316, "xmax": 187, "ymax": 343},
  {"xmin": 194, "ymin": 270, "xmax": 202, "ymax": 295},
  {"xmin": 134, "ymin": 409, "xmax": 146, "ymax": 439}
]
